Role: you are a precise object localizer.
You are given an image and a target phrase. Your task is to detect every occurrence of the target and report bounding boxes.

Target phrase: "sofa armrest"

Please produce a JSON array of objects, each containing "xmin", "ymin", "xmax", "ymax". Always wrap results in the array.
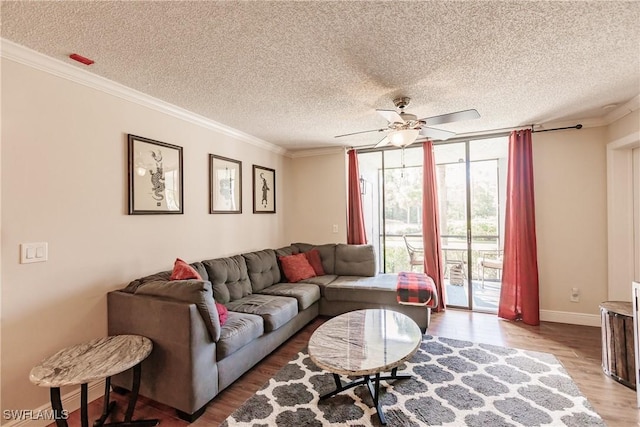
[{"xmin": 107, "ymin": 291, "xmax": 218, "ymax": 415}]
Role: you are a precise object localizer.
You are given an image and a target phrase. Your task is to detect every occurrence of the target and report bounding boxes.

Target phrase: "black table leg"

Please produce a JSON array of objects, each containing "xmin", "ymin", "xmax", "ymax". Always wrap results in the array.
[
  {"xmin": 321, "ymin": 368, "xmax": 411, "ymax": 426},
  {"xmin": 319, "ymin": 373, "xmax": 368, "ymax": 400},
  {"xmin": 103, "ymin": 362, "xmax": 158, "ymax": 427},
  {"xmin": 124, "ymin": 364, "xmax": 141, "ymax": 422},
  {"xmin": 50, "ymin": 388, "xmax": 68, "ymax": 427},
  {"xmin": 364, "ymin": 374, "xmax": 386, "ymax": 425},
  {"xmin": 94, "ymin": 377, "xmax": 116, "ymax": 427},
  {"xmin": 81, "ymin": 384, "xmax": 89, "ymax": 427}
]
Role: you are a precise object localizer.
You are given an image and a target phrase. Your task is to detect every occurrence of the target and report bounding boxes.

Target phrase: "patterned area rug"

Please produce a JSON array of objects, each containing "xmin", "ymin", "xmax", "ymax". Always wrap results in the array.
[{"xmin": 221, "ymin": 335, "xmax": 605, "ymax": 426}]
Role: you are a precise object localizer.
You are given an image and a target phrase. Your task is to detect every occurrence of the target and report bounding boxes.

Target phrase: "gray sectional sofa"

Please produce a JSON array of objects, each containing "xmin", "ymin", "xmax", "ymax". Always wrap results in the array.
[{"xmin": 107, "ymin": 242, "xmax": 431, "ymax": 421}]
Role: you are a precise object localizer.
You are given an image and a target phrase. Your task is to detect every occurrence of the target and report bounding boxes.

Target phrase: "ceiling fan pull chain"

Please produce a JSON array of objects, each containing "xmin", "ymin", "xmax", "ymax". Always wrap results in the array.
[{"xmin": 401, "ymin": 146, "xmax": 406, "ymax": 177}]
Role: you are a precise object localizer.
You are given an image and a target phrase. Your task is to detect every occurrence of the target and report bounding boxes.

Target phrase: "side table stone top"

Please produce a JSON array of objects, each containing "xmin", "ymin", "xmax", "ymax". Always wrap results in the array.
[
  {"xmin": 29, "ymin": 335, "xmax": 152, "ymax": 387},
  {"xmin": 308, "ymin": 309, "xmax": 422, "ymax": 376}
]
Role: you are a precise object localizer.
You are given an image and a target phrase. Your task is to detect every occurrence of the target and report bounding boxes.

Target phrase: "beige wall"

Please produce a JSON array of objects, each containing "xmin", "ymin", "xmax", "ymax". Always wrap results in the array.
[
  {"xmin": 286, "ymin": 151, "xmax": 347, "ymax": 244},
  {"xmin": 533, "ymin": 127, "xmax": 608, "ymax": 315},
  {"xmin": 1, "ymin": 59, "xmax": 291, "ymax": 417}
]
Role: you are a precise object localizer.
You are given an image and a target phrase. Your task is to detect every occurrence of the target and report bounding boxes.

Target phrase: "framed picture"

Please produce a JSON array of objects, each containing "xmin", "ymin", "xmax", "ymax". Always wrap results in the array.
[
  {"xmin": 209, "ymin": 154, "xmax": 242, "ymax": 214},
  {"xmin": 252, "ymin": 165, "xmax": 275, "ymax": 213},
  {"xmin": 128, "ymin": 134, "xmax": 183, "ymax": 215}
]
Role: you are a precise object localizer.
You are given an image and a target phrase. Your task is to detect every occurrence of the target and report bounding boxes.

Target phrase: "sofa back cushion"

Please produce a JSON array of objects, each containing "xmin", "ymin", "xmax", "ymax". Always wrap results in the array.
[
  {"xmin": 202, "ymin": 255, "xmax": 252, "ymax": 303},
  {"xmin": 243, "ymin": 249, "xmax": 281, "ymax": 291},
  {"xmin": 134, "ymin": 279, "xmax": 221, "ymax": 341},
  {"xmin": 334, "ymin": 244, "xmax": 376, "ymax": 277},
  {"xmin": 292, "ymin": 243, "xmax": 336, "ymax": 274}
]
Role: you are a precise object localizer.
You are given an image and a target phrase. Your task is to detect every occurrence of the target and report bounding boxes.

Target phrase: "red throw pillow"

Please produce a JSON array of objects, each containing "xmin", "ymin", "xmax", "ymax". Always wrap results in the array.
[
  {"xmin": 304, "ymin": 249, "xmax": 325, "ymax": 276},
  {"xmin": 216, "ymin": 302, "xmax": 228, "ymax": 326},
  {"xmin": 279, "ymin": 253, "xmax": 316, "ymax": 283},
  {"xmin": 170, "ymin": 258, "xmax": 203, "ymax": 281}
]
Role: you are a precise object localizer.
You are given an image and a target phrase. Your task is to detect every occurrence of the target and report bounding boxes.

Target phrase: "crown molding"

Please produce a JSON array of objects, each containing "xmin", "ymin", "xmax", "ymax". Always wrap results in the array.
[
  {"xmin": 603, "ymin": 94, "xmax": 640, "ymax": 125},
  {"xmin": 288, "ymin": 146, "xmax": 346, "ymax": 158},
  {"xmin": 0, "ymin": 38, "xmax": 287, "ymax": 156}
]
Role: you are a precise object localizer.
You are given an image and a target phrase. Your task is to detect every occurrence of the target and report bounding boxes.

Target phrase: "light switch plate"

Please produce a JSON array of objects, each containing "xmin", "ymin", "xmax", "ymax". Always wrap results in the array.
[{"xmin": 20, "ymin": 242, "xmax": 48, "ymax": 264}]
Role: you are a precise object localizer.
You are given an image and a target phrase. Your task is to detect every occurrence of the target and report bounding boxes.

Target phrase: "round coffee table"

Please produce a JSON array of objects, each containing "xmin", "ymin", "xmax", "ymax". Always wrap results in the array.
[
  {"xmin": 30, "ymin": 335, "xmax": 158, "ymax": 427},
  {"xmin": 308, "ymin": 309, "xmax": 422, "ymax": 425}
]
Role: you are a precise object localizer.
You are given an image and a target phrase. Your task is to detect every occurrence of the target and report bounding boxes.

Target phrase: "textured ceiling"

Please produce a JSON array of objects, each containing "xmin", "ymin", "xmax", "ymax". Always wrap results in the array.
[{"xmin": 2, "ymin": 1, "xmax": 639, "ymax": 151}]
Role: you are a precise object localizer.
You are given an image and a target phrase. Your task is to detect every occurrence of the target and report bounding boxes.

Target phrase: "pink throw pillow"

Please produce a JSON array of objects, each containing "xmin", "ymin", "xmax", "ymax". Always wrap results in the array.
[
  {"xmin": 216, "ymin": 302, "xmax": 228, "ymax": 326},
  {"xmin": 279, "ymin": 253, "xmax": 316, "ymax": 283},
  {"xmin": 170, "ymin": 258, "xmax": 203, "ymax": 281},
  {"xmin": 304, "ymin": 249, "xmax": 325, "ymax": 276}
]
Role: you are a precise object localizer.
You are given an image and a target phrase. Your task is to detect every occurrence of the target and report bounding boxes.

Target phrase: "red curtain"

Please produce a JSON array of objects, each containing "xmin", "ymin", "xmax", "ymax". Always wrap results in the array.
[
  {"xmin": 422, "ymin": 141, "xmax": 446, "ymax": 311},
  {"xmin": 498, "ymin": 129, "xmax": 540, "ymax": 325},
  {"xmin": 347, "ymin": 149, "xmax": 367, "ymax": 244}
]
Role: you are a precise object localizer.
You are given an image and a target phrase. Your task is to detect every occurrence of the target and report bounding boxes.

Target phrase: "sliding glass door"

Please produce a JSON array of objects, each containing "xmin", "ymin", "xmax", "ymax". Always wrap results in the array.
[
  {"xmin": 433, "ymin": 137, "xmax": 507, "ymax": 312},
  {"xmin": 358, "ymin": 137, "xmax": 507, "ymax": 312},
  {"xmin": 359, "ymin": 147, "xmax": 423, "ymax": 273}
]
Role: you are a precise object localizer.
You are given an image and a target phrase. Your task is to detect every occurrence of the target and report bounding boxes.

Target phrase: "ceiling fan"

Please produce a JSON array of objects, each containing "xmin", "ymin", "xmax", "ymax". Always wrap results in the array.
[{"xmin": 335, "ymin": 97, "xmax": 480, "ymax": 148}]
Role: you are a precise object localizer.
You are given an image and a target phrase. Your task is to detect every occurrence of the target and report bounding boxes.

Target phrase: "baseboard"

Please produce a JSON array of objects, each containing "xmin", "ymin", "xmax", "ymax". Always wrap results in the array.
[
  {"xmin": 540, "ymin": 309, "xmax": 600, "ymax": 327},
  {"xmin": 2, "ymin": 382, "xmax": 103, "ymax": 427}
]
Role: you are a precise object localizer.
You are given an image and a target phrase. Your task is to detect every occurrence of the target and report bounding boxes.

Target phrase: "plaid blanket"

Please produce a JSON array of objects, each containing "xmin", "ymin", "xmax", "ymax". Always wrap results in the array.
[{"xmin": 396, "ymin": 271, "xmax": 438, "ymax": 308}]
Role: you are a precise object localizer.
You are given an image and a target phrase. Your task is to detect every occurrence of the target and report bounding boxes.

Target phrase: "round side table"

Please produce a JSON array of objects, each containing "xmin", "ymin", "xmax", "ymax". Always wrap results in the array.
[{"xmin": 30, "ymin": 335, "xmax": 158, "ymax": 427}]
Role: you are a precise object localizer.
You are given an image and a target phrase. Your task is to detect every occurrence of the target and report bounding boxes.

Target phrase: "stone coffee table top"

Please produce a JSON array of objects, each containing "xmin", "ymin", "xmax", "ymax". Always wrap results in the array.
[
  {"xmin": 30, "ymin": 335, "xmax": 152, "ymax": 387},
  {"xmin": 308, "ymin": 309, "xmax": 422, "ymax": 376}
]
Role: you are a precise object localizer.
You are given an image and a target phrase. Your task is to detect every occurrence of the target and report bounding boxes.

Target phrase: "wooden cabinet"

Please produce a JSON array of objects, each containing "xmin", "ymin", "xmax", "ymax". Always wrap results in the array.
[{"xmin": 600, "ymin": 301, "xmax": 636, "ymax": 390}]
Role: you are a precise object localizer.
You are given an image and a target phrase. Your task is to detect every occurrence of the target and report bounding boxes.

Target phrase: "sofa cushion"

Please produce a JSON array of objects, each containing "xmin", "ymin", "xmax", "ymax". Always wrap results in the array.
[
  {"xmin": 257, "ymin": 282, "xmax": 320, "ymax": 310},
  {"xmin": 298, "ymin": 274, "xmax": 338, "ymax": 296},
  {"xmin": 323, "ymin": 274, "xmax": 399, "ymax": 305},
  {"xmin": 334, "ymin": 244, "xmax": 376, "ymax": 277},
  {"xmin": 242, "ymin": 249, "xmax": 281, "ymax": 291},
  {"xmin": 292, "ymin": 243, "xmax": 336, "ymax": 274},
  {"xmin": 225, "ymin": 294, "xmax": 298, "ymax": 332},
  {"xmin": 279, "ymin": 253, "xmax": 316, "ymax": 283},
  {"xmin": 217, "ymin": 312, "xmax": 264, "ymax": 359},
  {"xmin": 133, "ymin": 279, "xmax": 221, "ymax": 342},
  {"xmin": 275, "ymin": 245, "xmax": 299, "ymax": 257},
  {"xmin": 170, "ymin": 258, "xmax": 203, "ymax": 281},
  {"xmin": 202, "ymin": 256, "xmax": 251, "ymax": 303}
]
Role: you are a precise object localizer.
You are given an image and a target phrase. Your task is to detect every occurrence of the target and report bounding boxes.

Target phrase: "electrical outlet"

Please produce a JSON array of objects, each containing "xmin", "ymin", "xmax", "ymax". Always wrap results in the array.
[{"xmin": 570, "ymin": 287, "xmax": 580, "ymax": 302}]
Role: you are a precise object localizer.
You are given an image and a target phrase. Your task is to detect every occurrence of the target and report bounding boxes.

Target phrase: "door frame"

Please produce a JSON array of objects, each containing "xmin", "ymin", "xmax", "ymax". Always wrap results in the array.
[{"xmin": 607, "ymin": 131, "xmax": 640, "ymax": 300}]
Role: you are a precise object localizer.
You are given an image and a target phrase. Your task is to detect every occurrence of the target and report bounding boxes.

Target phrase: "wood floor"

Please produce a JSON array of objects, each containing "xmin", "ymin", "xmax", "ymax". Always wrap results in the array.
[{"xmin": 56, "ymin": 309, "xmax": 639, "ymax": 426}]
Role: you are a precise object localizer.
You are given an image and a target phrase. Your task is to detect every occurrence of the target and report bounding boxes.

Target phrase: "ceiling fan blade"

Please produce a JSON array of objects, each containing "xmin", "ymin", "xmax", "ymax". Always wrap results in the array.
[
  {"xmin": 420, "ymin": 109, "xmax": 480, "ymax": 126},
  {"xmin": 376, "ymin": 109, "xmax": 404, "ymax": 124},
  {"xmin": 374, "ymin": 135, "xmax": 389, "ymax": 148},
  {"xmin": 420, "ymin": 127, "xmax": 456, "ymax": 141},
  {"xmin": 334, "ymin": 128, "xmax": 386, "ymax": 138}
]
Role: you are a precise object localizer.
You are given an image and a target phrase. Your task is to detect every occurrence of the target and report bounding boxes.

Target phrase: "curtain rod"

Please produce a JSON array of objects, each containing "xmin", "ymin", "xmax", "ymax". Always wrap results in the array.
[
  {"xmin": 353, "ymin": 123, "xmax": 583, "ymax": 152},
  {"xmin": 531, "ymin": 124, "xmax": 582, "ymax": 133}
]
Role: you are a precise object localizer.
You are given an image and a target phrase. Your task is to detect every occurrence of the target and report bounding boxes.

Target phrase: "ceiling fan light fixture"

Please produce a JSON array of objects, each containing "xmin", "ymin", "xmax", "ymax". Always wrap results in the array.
[{"xmin": 389, "ymin": 129, "xmax": 419, "ymax": 147}]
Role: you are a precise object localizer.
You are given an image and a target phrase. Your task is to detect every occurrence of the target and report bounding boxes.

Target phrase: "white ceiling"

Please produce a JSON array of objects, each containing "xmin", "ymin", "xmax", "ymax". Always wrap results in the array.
[{"xmin": 2, "ymin": 1, "xmax": 639, "ymax": 152}]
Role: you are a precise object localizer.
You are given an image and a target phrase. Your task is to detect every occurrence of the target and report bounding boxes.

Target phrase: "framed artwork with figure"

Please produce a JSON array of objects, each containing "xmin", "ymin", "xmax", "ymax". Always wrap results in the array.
[
  {"xmin": 252, "ymin": 165, "xmax": 275, "ymax": 213},
  {"xmin": 210, "ymin": 154, "xmax": 242, "ymax": 214},
  {"xmin": 128, "ymin": 134, "xmax": 183, "ymax": 215}
]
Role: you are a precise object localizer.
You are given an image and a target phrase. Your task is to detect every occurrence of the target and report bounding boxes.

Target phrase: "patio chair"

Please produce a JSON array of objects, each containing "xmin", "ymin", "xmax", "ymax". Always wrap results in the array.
[
  {"xmin": 403, "ymin": 235, "xmax": 424, "ymax": 272},
  {"xmin": 478, "ymin": 250, "xmax": 503, "ymax": 288}
]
